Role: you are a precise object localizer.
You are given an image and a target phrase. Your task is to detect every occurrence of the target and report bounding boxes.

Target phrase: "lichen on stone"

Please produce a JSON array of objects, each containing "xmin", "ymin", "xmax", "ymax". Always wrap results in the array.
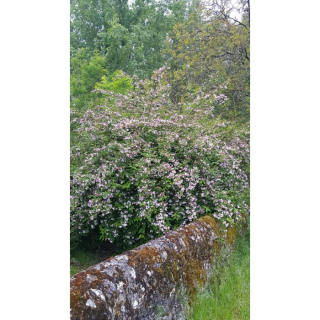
[{"xmin": 70, "ymin": 216, "xmax": 225, "ymax": 320}]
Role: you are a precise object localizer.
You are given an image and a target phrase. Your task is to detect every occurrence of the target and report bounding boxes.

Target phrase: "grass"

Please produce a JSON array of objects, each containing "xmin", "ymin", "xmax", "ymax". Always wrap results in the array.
[
  {"xmin": 187, "ymin": 231, "xmax": 250, "ymax": 320},
  {"xmin": 70, "ymin": 238, "xmax": 115, "ymax": 277},
  {"xmin": 70, "ymin": 249, "xmax": 103, "ymax": 276}
]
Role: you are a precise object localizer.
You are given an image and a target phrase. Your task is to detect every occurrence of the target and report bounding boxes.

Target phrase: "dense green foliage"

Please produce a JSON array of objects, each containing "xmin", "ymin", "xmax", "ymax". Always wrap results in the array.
[
  {"xmin": 70, "ymin": 0, "xmax": 193, "ymax": 111},
  {"xmin": 164, "ymin": 0, "xmax": 250, "ymax": 121},
  {"xmin": 70, "ymin": 0, "xmax": 250, "ymax": 252},
  {"xmin": 71, "ymin": 0, "xmax": 190, "ymax": 78},
  {"xmin": 70, "ymin": 49, "xmax": 107, "ymax": 109},
  {"xmin": 71, "ymin": 67, "xmax": 249, "ymax": 250},
  {"xmin": 70, "ymin": 0, "xmax": 250, "ymax": 120}
]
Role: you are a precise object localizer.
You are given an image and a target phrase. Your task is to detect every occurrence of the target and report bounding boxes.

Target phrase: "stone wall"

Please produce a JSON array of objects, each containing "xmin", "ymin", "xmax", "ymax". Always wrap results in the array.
[{"xmin": 70, "ymin": 216, "xmax": 221, "ymax": 320}]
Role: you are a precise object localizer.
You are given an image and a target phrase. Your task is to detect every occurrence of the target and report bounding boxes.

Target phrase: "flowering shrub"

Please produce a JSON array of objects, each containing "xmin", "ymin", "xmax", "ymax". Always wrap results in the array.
[{"xmin": 70, "ymin": 67, "xmax": 249, "ymax": 250}]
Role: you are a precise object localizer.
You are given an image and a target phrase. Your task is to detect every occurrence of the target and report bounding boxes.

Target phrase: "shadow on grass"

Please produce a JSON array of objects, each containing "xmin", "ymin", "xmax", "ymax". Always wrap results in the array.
[{"xmin": 70, "ymin": 242, "xmax": 115, "ymax": 277}]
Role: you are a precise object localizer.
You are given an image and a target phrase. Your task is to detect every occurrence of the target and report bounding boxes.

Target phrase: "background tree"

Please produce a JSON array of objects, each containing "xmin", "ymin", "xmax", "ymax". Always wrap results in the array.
[
  {"xmin": 164, "ymin": 0, "xmax": 250, "ymax": 121},
  {"xmin": 71, "ymin": 0, "xmax": 190, "ymax": 78},
  {"xmin": 70, "ymin": 49, "xmax": 107, "ymax": 110}
]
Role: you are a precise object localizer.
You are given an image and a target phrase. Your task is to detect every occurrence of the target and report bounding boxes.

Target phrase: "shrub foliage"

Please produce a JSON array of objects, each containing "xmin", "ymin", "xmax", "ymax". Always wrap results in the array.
[{"xmin": 70, "ymin": 67, "xmax": 249, "ymax": 250}]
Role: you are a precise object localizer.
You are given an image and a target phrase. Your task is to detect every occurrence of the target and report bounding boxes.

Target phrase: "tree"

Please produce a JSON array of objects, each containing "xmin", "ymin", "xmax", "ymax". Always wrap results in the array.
[
  {"xmin": 164, "ymin": 0, "xmax": 250, "ymax": 121},
  {"xmin": 95, "ymin": 70, "xmax": 133, "ymax": 94},
  {"xmin": 70, "ymin": 49, "xmax": 107, "ymax": 110},
  {"xmin": 71, "ymin": 0, "xmax": 190, "ymax": 78}
]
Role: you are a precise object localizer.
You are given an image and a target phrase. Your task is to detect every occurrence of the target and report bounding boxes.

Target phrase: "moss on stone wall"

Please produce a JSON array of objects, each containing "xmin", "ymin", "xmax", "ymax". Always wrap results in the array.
[{"xmin": 70, "ymin": 216, "xmax": 234, "ymax": 320}]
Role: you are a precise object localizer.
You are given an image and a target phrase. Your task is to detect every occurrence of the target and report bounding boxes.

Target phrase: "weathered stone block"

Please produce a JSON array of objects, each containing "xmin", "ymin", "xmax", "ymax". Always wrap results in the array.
[{"xmin": 70, "ymin": 216, "xmax": 220, "ymax": 320}]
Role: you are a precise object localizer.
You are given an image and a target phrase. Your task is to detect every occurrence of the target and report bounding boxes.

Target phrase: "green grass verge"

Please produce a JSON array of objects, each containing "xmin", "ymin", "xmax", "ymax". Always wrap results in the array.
[
  {"xmin": 70, "ymin": 249, "xmax": 103, "ymax": 277},
  {"xmin": 187, "ymin": 232, "xmax": 250, "ymax": 320}
]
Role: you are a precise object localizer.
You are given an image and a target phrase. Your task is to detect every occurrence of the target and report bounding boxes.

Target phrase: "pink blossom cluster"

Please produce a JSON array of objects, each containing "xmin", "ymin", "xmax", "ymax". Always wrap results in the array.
[{"xmin": 70, "ymin": 67, "xmax": 250, "ymax": 248}]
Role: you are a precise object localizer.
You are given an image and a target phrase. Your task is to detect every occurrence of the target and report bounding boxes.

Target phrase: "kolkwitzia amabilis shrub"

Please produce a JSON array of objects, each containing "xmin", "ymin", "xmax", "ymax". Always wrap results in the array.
[{"xmin": 70, "ymin": 68, "xmax": 249, "ymax": 250}]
